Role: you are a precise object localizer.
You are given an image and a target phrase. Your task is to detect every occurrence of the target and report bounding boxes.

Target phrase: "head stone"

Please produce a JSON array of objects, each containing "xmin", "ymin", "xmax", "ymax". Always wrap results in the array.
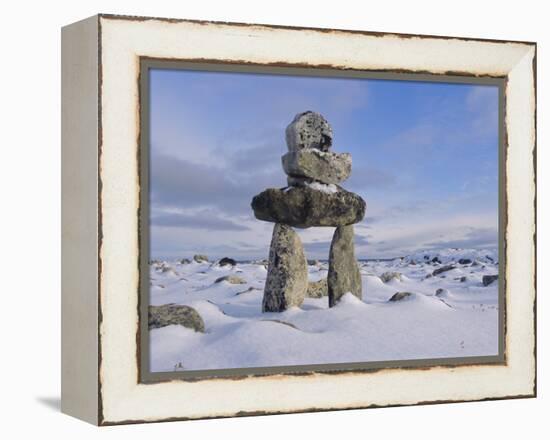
[{"xmin": 285, "ymin": 111, "xmax": 333, "ymax": 152}]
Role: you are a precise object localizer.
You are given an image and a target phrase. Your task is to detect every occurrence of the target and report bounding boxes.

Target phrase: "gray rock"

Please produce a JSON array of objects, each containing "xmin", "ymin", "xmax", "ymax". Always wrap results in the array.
[
  {"xmin": 460, "ymin": 276, "xmax": 467, "ymax": 282},
  {"xmin": 235, "ymin": 287, "xmax": 259, "ymax": 296},
  {"xmin": 262, "ymin": 224, "xmax": 308, "ymax": 312},
  {"xmin": 389, "ymin": 291, "xmax": 413, "ymax": 302},
  {"xmin": 435, "ymin": 288, "xmax": 450, "ymax": 297},
  {"xmin": 214, "ymin": 275, "xmax": 246, "ymax": 284},
  {"xmin": 379, "ymin": 271, "xmax": 402, "ymax": 283},
  {"xmin": 218, "ymin": 257, "xmax": 237, "ymax": 267},
  {"xmin": 432, "ymin": 264, "xmax": 456, "ymax": 276},
  {"xmin": 282, "ymin": 150, "xmax": 351, "ymax": 185},
  {"xmin": 251, "ymin": 186, "xmax": 366, "ymax": 228},
  {"xmin": 482, "ymin": 275, "xmax": 498, "ymax": 286},
  {"xmin": 285, "ymin": 111, "xmax": 333, "ymax": 152},
  {"xmin": 158, "ymin": 265, "xmax": 177, "ymax": 275},
  {"xmin": 148, "ymin": 304, "xmax": 205, "ymax": 332},
  {"xmin": 458, "ymin": 258, "xmax": 472, "ymax": 265},
  {"xmin": 193, "ymin": 254, "xmax": 209, "ymax": 263},
  {"xmin": 328, "ymin": 225, "xmax": 362, "ymax": 307},
  {"xmin": 306, "ymin": 278, "xmax": 328, "ymax": 298},
  {"xmin": 179, "ymin": 258, "xmax": 191, "ymax": 264}
]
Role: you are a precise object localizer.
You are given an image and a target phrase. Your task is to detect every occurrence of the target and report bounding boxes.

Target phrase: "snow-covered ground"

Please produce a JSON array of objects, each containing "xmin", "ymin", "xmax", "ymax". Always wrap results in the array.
[{"xmin": 149, "ymin": 249, "xmax": 500, "ymax": 372}]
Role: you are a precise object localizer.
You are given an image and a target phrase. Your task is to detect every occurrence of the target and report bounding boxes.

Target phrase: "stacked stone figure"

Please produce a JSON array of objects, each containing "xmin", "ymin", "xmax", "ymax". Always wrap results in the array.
[{"xmin": 251, "ymin": 111, "xmax": 366, "ymax": 312}]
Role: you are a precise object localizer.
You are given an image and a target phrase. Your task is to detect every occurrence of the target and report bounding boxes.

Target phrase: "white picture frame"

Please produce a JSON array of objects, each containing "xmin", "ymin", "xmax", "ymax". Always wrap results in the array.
[{"xmin": 61, "ymin": 14, "xmax": 536, "ymax": 425}]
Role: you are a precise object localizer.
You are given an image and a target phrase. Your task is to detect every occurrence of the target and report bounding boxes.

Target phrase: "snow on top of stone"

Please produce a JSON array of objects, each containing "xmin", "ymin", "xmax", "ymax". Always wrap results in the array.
[
  {"xmin": 305, "ymin": 181, "xmax": 339, "ymax": 194},
  {"xmin": 309, "ymin": 149, "xmax": 350, "ymax": 160}
]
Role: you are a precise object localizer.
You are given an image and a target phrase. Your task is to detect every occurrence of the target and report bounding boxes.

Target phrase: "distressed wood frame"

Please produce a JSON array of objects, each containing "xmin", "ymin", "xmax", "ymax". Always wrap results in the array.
[{"xmin": 61, "ymin": 14, "xmax": 536, "ymax": 425}]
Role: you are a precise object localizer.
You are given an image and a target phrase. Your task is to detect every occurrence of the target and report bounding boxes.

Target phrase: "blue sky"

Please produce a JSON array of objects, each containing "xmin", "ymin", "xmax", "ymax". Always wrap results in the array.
[{"xmin": 149, "ymin": 68, "xmax": 499, "ymax": 260}]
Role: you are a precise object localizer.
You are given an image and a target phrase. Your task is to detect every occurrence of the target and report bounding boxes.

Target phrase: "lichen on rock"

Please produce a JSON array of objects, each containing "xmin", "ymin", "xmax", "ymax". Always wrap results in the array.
[
  {"xmin": 285, "ymin": 111, "xmax": 333, "ymax": 152},
  {"xmin": 251, "ymin": 185, "xmax": 365, "ymax": 228},
  {"xmin": 306, "ymin": 278, "xmax": 328, "ymax": 298},
  {"xmin": 262, "ymin": 224, "xmax": 308, "ymax": 312},
  {"xmin": 328, "ymin": 225, "xmax": 362, "ymax": 307},
  {"xmin": 148, "ymin": 304, "xmax": 205, "ymax": 332},
  {"xmin": 282, "ymin": 149, "xmax": 351, "ymax": 185}
]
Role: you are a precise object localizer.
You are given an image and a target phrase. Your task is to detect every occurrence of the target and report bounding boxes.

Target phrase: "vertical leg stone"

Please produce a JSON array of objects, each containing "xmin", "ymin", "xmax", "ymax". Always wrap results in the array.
[
  {"xmin": 262, "ymin": 223, "xmax": 308, "ymax": 312},
  {"xmin": 328, "ymin": 225, "xmax": 362, "ymax": 307}
]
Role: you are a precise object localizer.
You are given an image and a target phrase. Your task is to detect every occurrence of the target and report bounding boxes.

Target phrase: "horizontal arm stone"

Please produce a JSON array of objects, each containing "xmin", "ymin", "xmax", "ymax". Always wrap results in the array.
[{"xmin": 251, "ymin": 186, "xmax": 366, "ymax": 228}]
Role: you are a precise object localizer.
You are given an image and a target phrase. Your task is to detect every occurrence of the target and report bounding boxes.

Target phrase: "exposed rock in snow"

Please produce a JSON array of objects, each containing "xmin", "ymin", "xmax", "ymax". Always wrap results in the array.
[
  {"xmin": 215, "ymin": 275, "xmax": 246, "ymax": 284},
  {"xmin": 193, "ymin": 254, "xmax": 209, "ymax": 263},
  {"xmin": 432, "ymin": 264, "xmax": 456, "ymax": 276},
  {"xmin": 380, "ymin": 271, "xmax": 403, "ymax": 283},
  {"xmin": 218, "ymin": 257, "xmax": 237, "ymax": 267},
  {"xmin": 149, "ymin": 304, "xmax": 205, "ymax": 332},
  {"xmin": 306, "ymin": 278, "xmax": 328, "ymax": 298},
  {"xmin": 389, "ymin": 291, "xmax": 413, "ymax": 302},
  {"xmin": 157, "ymin": 264, "xmax": 178, "ymax": 277},
  {"xmin": 235, "ymin": 287, "xmax": 259, "ymax": 296},
  {"xmin": 483, "ymin": 275, "xmax": 499, "ymax": 286}
]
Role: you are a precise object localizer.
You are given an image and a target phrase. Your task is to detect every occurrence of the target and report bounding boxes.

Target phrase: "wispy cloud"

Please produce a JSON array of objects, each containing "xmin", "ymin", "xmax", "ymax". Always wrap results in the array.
[
  {"xmin": 150, "ymin": 151, "xmax": 284, "ymax": 215},
  {"xmin": 347, "ymin": 165, "xmax": 396, "ymax": 191},
  {"xmin": 424, "ymin": 227, "xmax": 498, "ymax": 250},
  {"xmin": 151, "ymin": 211, "xmax": 250, "ymax": 231},
  {"xmin": 466, "ymin": 86, "xmax": 499, "ymax": 138},
  {"xmin": 151, "ymin": 153, "xmax": 244, "ymax": 210}
]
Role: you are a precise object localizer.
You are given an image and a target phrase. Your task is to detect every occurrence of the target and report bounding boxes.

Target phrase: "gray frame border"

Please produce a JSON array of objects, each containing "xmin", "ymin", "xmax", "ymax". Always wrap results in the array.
[{"xmin": 138, "ymin": 59, "xmax": 507, "ymax": 384}]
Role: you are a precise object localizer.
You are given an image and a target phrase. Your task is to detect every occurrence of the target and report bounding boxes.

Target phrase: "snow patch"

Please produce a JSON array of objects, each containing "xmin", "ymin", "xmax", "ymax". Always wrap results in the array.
[{"xmin": 305, "ymin": 181, "xmax": 339, "ymax": 194}]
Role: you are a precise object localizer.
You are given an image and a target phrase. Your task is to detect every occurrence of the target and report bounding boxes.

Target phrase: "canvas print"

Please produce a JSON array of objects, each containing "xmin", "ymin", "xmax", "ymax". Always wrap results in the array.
[{"xmin": 144, "ymin": 66, "xmax": 502, "ymax": 375}]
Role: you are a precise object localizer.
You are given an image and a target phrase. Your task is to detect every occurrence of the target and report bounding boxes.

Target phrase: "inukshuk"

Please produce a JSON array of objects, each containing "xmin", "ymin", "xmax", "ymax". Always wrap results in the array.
[{"xmin": 251, "ymin": 111, "xmax": 366, "ymax": 312}]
